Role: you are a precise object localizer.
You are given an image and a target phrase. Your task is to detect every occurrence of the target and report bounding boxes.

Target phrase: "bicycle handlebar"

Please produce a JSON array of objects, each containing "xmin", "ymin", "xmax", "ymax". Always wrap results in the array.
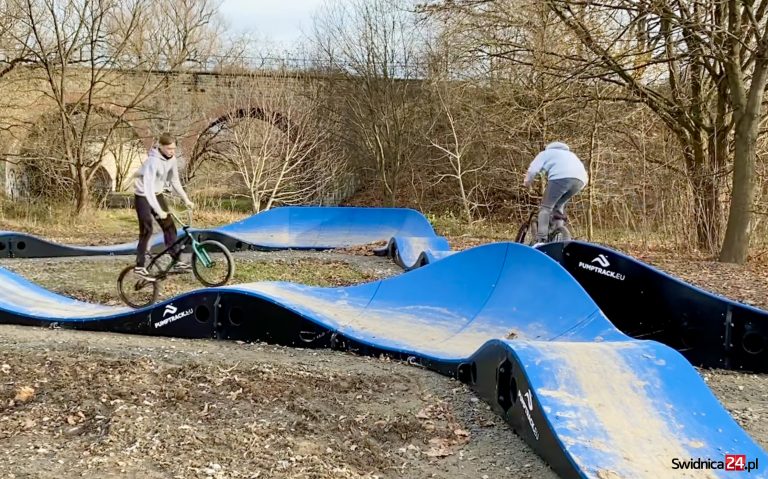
[{"xmin": 169, "ymin": 209, "xmax": 193, "ymax": 228}]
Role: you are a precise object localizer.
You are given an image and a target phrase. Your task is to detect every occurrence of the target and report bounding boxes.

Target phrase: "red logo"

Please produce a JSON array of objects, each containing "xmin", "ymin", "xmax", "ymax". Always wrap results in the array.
[{"xmin": 726, "ymin": 454, "xmax": 746, "ymax": 471}]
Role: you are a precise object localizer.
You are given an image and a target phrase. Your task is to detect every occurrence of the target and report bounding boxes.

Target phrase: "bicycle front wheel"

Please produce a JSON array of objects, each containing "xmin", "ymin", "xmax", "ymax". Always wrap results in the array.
[
  {"xmin": 117, "ymin": 265, "xmax": 160, "ymax": 308},
  {"xmin": 192, "ymin": 240, "xmax": 235, "ymax": 287}
]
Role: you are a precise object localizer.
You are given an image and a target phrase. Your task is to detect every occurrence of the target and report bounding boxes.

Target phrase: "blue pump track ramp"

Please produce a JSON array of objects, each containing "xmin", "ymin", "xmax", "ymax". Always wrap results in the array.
[
  {"xmin": 0, "ymin": 206, "xmax": 439, "ymax": 258},
  {"xmin": 373, "ymin": 235, "xmax": 455, "ymax": 270},
  {"xmin": 535, "ymin": 241, "xmax": 768, "ymax": 373},
  {"xmin": 0, "ymin": 242, "xmax": 765, "ymax": 478},
  {"xmin": 385, "ymin": 236, "xmax": 768, "ymax": 373}
]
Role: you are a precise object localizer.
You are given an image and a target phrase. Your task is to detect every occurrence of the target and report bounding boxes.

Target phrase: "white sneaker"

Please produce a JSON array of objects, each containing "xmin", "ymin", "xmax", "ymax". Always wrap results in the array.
[
  {"xmin": 532, "ymin": 242, "xmax": 546, "ymax": 249},
  {"xmin": 170, "ymin": 260, "xmax": 192, "ymax": 273},
  {"xmin": 133, "ymin": 266, "xmax": 157, "ymax": 282}
]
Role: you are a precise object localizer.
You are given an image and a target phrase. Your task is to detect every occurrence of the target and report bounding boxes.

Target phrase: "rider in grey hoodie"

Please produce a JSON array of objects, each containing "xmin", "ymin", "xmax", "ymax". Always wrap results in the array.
[
  {"xmin": 524, "ymin": 142, "xmax": 588, "ymax": 244},
  {"xmin": 133, "ymin": 133, "xmax": 194, "ymax": 279}
]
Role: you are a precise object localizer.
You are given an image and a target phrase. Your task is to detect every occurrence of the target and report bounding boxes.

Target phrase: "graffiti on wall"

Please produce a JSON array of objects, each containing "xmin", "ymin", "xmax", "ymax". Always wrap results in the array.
[{"xmin": 4, "ymin": 164, "xmax": 30, "ymax": 200}]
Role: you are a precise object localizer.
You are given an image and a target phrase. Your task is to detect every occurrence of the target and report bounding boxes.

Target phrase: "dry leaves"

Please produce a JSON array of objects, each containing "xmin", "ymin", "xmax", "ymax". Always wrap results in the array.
[
  {"xmin": 630, "ymin": 248, "xmax": 768, "ymax": 310},
  {"xmin": 447, "ymin": 236, "xmax": 487, "ymax": 252},
  {"xmin": 14, "ymin": 386, "xmax": 35, "ymax": 403},
  {"xmin": 415, "ymin": 401, "xmax": 472, "ymax": 459},
  {"xmin": 66, "ymin": 411, "xmax": 86, "ymax": 425},
  {"xmin": 338, "ymin": 241, "xmax": 389, "ymax": 256},
  {"xmin": 425, "ymin": 438, "xmax": 453, "ymax": 457}
]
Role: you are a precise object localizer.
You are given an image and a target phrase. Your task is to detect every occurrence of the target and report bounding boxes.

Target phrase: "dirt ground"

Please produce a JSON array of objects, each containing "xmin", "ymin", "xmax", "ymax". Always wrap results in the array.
[
  {"xmin": 0, "ymin": 325, "xmax": 556, "ymax": 479},
  {"xmin": 0, "ymin": 248, "xmax": 767, "ymax": 478}
]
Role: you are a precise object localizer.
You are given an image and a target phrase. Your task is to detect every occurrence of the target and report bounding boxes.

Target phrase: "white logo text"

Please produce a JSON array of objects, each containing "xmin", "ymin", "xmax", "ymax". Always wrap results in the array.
[
  {"xmin": 578, "ymin": 261, "xmax": 626, "ymax": 281},
  {"xmin": 155, "ymin": 307, "xmax": 193, "ymax": 328},
  {"xmin": 519, "ymin": 389, "xmax": 539, "ymax": 440}
]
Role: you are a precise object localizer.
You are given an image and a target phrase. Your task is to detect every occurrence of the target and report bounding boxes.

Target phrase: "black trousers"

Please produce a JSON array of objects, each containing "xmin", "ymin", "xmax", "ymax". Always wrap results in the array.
[{"xmin": 135, "ymin": 194, "xmax": 179, "ymax": 267}]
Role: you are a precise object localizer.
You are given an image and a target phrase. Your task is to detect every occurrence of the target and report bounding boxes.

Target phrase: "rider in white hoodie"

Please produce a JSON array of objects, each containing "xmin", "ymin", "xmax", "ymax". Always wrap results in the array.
[
  {"xmin": 524, "ymin": 142, "xmax": 588, "ymax": 244},
  {"xmin": 133, "ymin": 133, "xmax": 194, "ymax": 279}
]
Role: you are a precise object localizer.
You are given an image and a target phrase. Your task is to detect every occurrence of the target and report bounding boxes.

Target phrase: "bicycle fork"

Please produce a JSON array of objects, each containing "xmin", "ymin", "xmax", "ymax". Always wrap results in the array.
[{"xmin": 192, "ymin": 241, "xmax": 213, "ymax": 268}]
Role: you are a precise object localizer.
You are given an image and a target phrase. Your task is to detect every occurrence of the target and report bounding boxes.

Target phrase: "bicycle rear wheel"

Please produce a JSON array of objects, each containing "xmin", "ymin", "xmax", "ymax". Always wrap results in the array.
[
  {"xmin": 515, "ymin": 214, "xmax": 539, "ymax": 245},
  {"xmin": 514, "ymin": 221, "xmax": 528, "ymax": 244},
  {"xmin": 548, "ymin": 225, "xmax": 572, "ymax": 242},
  {"xmin": 192, "ymin": 240, "xmax": 235, "ymax": 287},
  {"xmin": 117, "ymin": 265, "xmax": 160, "ymax": 308}
]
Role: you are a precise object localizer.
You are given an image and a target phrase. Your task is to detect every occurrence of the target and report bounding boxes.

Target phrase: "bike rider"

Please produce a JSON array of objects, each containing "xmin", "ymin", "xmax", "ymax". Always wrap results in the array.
[
  {"xmin": 133, "ymin": 133, "xmax": 195, "ymax": 280},
  {"xmin": 523, "ymin": 142, "xmax": 588, "ymax": 246}
]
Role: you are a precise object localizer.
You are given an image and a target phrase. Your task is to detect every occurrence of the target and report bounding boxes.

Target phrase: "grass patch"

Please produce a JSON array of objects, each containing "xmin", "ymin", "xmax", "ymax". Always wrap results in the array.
[
  {"xmin": 0, "ymin": 256, "xmax": 375, "ymax": 306},
  {"xmin": 233, "ymin": 259, "xmax": 373, "ymax": 286},
  {"xmin": 0, "ymin": 197, "xmax": 248, "ymax": 245},
  {"xmin": 428, "ymin": 214, "xmax": 521, "ymax": 241}
]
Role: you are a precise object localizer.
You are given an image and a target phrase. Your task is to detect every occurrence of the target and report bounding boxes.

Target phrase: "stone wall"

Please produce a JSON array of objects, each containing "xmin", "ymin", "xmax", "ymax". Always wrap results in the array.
[{"xmin": 0, "ymin": 67, "xmax": 322, "ymax": 199}]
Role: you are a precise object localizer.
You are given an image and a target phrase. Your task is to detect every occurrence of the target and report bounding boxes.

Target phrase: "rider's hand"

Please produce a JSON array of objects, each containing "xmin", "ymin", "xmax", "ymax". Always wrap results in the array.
[
  {"xmin": 184, "ymin": 200, "xmax": 195, "ymax": 210},
  {"xmin": 157, "ymin": 210, "xmax": 168, "ymax": 220}
]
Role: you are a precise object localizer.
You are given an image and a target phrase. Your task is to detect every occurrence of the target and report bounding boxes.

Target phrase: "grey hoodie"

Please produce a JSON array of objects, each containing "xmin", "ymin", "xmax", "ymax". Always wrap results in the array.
[
  {"xmin": 525, "ymin": 142, "xmax": 589, "ymax": 185},
  {"xmin": 133, "ymin": 148, "xmax": 191, "ymax": 215}
]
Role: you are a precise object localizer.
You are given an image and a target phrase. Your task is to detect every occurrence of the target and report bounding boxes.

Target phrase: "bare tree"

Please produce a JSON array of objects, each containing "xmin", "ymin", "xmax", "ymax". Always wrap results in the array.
[
  {"xmin": 312, "ymin": 0, "xmax": 427, "ymax": 206},
  {"xmin": 108, "ymin": 123, "xmax": 144, "ymax": 192},
  {"xmin": 423, "ymin": 78, "xmax": 487, "ymax": 222},
  {"xmin": 11, "ymin": 0, "xmax": 226, "ymax": 213},
  {"xmin": 422, "ymin": 0, "xmax": 768, "ymax": 263},
  {"xmin": 193, "ymin": 72, "xmax": 344, "ymax": 212},
  {"xmin": 545, "ymin": 0, "xmax": 768, "ymax": 263},
  {"xmin": 0, "ymin": 0, "xmax": 32, "ymax": 80},
  {"xmin": 420, "ymin": 0, "xmax": 608, "ymax": 224}
]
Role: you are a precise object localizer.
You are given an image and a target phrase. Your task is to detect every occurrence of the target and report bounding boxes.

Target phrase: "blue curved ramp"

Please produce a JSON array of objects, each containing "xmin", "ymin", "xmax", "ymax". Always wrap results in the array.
[
  {"xmin": 0, "ymin": 230, "xmax": 173, "ymax": 258},
  {"xmin": 206, "ymin": 206, "xmax": 437, "ymax": 250},
  {"xmin": 394, "ymin": 236, "xmax": 768, "ymax": 373},
  {"xmin": 0, "ymin": 207, "xmax": 439, "ymax": 258},
  {"xmin": 373, "ymin": 236, "xmax": 454, "ymax": 270},
  {"xmin": 473, "ymin": 339, "xmax": 766, "ymax": 478},
  {"xmin": 0, "ymin": 242, "xmax": 764, "ymax": 478}
]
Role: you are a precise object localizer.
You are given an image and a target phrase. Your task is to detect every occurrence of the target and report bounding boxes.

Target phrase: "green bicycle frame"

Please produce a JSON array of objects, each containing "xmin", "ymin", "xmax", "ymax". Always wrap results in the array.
[
  {"xmin": 191, "ymin": 236, "xmax": 214, "ymax": 268},
  {"xmin": 170, "ymin": 210, "xmax": 214, "ymax": 268}
]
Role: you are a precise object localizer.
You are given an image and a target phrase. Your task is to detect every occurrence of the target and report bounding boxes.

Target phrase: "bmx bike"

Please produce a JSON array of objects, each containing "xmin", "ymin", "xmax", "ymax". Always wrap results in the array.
[
  {"xmin": 117, "ymin": 210, "xmax": 234, "ymax": 308},
  {"xmin": 514, "ymin": 209, "xmax": 572, "ymax": 246}
]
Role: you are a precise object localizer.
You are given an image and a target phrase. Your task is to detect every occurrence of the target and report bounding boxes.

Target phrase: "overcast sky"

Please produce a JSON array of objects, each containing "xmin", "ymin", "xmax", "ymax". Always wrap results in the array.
[{"xmin": 220, "ymin": 0, "xmax": 326, "ymax": 48}]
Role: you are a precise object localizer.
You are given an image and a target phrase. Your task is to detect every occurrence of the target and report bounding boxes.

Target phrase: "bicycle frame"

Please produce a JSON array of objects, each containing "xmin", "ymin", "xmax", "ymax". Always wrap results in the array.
[
  {"xmin": 517, "ymin": 208, "xmax": 571, "ymax": 245},
  {"xmin": 525, "ymin": 210, "xmax": 568, "ymax": 231},
  {"xmin": 144, "ymin": 211, "xmax": 214, "ymax": 277}
]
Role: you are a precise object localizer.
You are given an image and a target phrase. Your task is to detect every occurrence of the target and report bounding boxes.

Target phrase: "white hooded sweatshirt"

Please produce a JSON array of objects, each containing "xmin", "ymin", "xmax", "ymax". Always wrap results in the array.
[
  {"xmin": 525, "ymin": 142, "xmax": 589, "ymax": 186},
  {"xmin": 133, "ymin": 148, "xmax": 191, "ymax": 215}
]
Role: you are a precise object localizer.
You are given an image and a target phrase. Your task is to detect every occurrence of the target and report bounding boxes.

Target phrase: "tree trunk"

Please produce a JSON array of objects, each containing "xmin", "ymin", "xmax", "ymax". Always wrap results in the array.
[
  {"xmin": 388, "ymin": 186, "xmax": 397, "ymax": 207},
  {"xmin": 719, "ymin": 42, "xmax": 768, "ymax": 263},
  {"xmin": 457, "ymin": 170, "xmax": 472, "ymax": 223},
  {"xmin": 690, "ymin": 172, "xmax": 722, "ymax": 252},
  {"xmin": 75, "ymin": 167, "xmax": 90, "ymax": 215},
  {"xmin": 679, "ymin": 134, "xmax": 724, "ymax": 253},
  {"xmin": 720, "ymin": 112, "xmax": 758, "ymax": 263},
  {"xmin": 587, "ymin": 115, "xmax": 598, "ymax": 241}
]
